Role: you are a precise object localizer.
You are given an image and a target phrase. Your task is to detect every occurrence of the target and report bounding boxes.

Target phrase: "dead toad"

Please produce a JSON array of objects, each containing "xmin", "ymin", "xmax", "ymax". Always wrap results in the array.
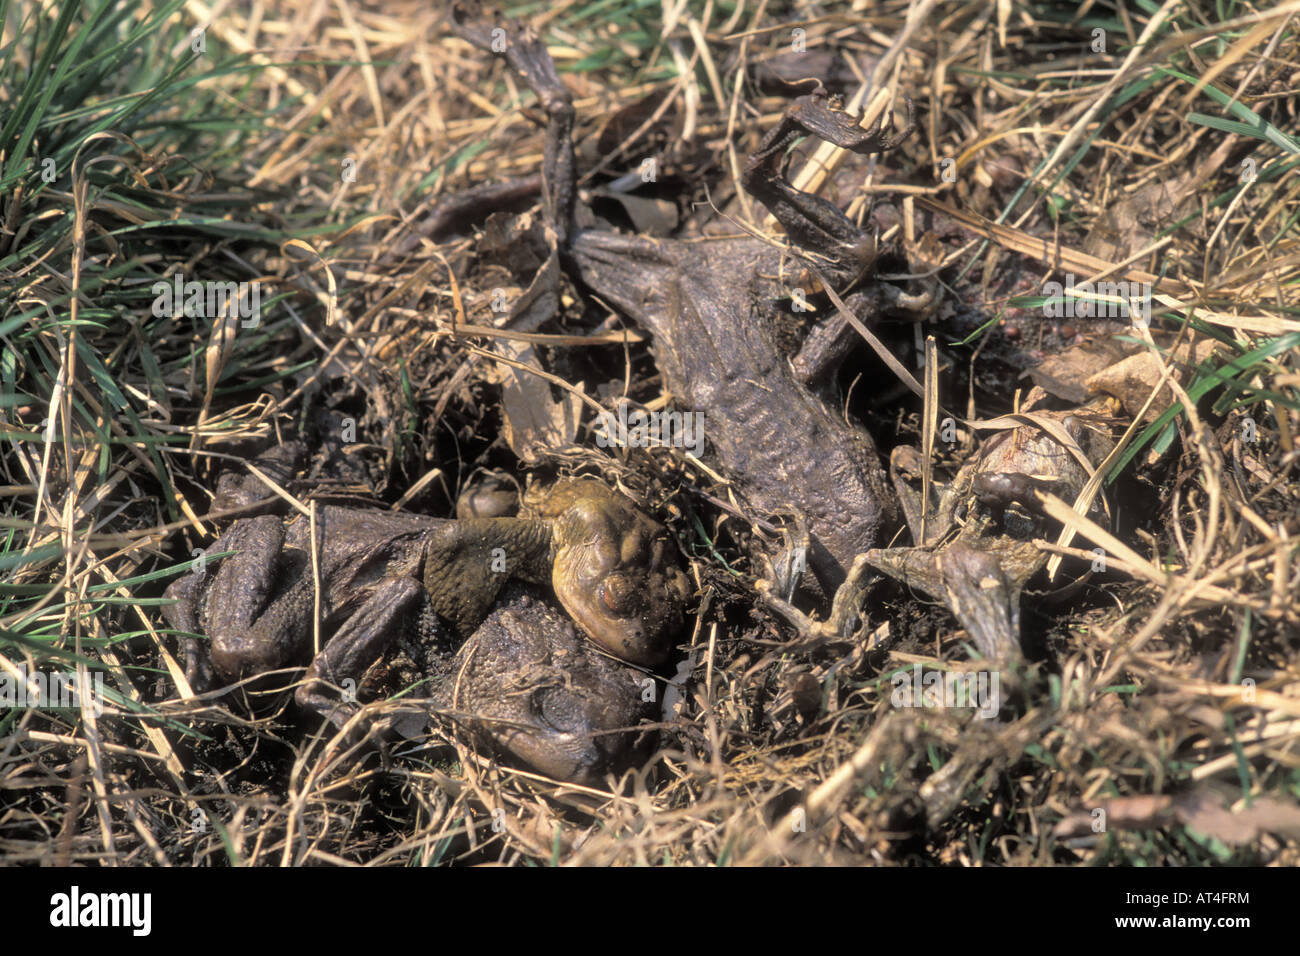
[
  {"xmin": 430, "ymin": 583, "xmax": 659, "ymax": 786},
  {"xmin": 446, "ymin": 6, "xmax": 1122, "ymax": 665},
  {"xmin": 864, "ymin": 389, "xmax": 1120, "ymax": 662},
  {"xmin": 163, "ymin": 445, "xmax": 688, "ymax": 781},
  {"xmin": 445, "ymin": 1, "xmax": 934, "ymax": 599}
]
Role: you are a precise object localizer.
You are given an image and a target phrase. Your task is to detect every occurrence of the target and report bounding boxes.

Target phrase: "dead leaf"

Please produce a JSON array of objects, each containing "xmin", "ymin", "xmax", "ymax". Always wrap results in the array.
[
  {"xmin": 1175, "ymin": 791, "xmax": 1300, "ymax": 846},
  {"xmin": 1027, "ymin": 336, "xmax": 1132, "ymax": 403},
  {"xmin": 590, "ymin": 189, "xmax": 679, "ymax": 236},
  {"xmin": 1085, "ymin": 338, "xmax": 1221, "ymax": 423},
  {"xmin": 1081, "ymin": 137, "xmax": 1236, "ymax": 264},
  {"xmin": 490, "ymin": 253, "xmax": 582, "ymax": 461},
  {"xmin": 1053, "ymin": 788, "xmax": 1300, "ymax": 844},
  {"xmin": 1052, "ymin": 794, "xmax": 1176, "ymax": 839},
  {"xmin": 493, "ymin": 338, "xmax": 582, "ymax": 462}
]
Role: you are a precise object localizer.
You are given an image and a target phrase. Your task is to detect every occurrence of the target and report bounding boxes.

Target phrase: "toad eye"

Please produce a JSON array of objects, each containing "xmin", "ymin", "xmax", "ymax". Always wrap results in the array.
[
  {"xmin": 536, "ymin": 690, "xmax": 581, "ymax": 735},
  {"xmin": 600, "ymin": 572, "xmax": 640, "ymax": 617}
]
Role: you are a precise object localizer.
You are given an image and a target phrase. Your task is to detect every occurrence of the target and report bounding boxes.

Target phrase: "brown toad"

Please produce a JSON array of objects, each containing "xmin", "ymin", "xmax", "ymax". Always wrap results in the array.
[{"xmin": 163, "ymin": 450, "xmax": 688, "ymax": 781}]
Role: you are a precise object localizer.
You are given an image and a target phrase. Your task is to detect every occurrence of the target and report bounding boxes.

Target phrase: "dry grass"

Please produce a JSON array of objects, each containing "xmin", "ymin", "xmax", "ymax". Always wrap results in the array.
[{"xmin": 2, "ymin": 0, "xmax": 1299, "ymax": 866}]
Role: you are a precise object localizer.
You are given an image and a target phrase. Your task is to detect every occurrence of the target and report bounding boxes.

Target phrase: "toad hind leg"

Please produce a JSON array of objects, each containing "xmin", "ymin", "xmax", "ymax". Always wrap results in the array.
[
  {"xmin": 203, "ymin": 516, "xmax": 313, "ymax": 684},
  {"xmin": 294, "ymin": 576, "xmax": 425, "ymax": 729}
]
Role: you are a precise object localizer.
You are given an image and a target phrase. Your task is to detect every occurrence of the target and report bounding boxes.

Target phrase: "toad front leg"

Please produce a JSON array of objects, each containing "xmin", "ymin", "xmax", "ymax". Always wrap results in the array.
[
  {"xmin": 294, "ymin": 576, "xmax": 428, "ymax": 728},
  {"xmin": 863, "ymin": 397, "xmax": 1117, "ymax": 662}
]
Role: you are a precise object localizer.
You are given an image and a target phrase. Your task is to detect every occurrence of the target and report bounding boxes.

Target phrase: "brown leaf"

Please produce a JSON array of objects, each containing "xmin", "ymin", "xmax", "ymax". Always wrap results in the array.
[
  {"xmin": 1027, "ymin": 336, "xmax": 1131, "ymax": 403},
  {"xmin": 1174, "ymin": 791, "xmax": 1300, "ymax": 846},
  {"xmin": 1053, "ymin": 788, "xmax": 1300, "ymax": 844},
  {"xmin": 489, "ymin": 253, "xmax": 581, "ymax": 461},
  {"xmin": 494, "ymin": 338, "xmax": 582, "ymax": 463},
  {"xmin": 1052, "ymin": 794, "xmax": 1176, "ymax": 839},
  {"xmin": 1084, "ymin": 338, "xmax": 1221, "ymax": 423},
  {"xmin": 591, "ymin": 190, "xmax": 678, "ymax": 236}
]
